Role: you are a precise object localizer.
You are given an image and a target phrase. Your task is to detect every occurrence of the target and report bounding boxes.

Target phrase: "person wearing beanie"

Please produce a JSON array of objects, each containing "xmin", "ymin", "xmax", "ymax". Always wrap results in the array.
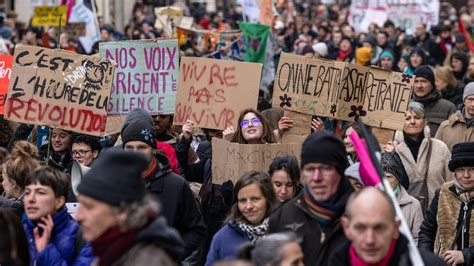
[
  {"xmin": 412, "ymin": 65, "xmax": 457, "ymax": 135},
  {"xmin": 121, "ymin": 110, "xmax": 206, "ymax": 260},
  {"xmin": 355, "ymin": 47, "xmax": 372, "ymax": 66},
  {"xmin": 435, "ymin": 81, "xmax": 474, "ymax": 151},
  {"xmin": 268, "ymin": 131, "xmax": 354, "ymax": 265},
  {"xmin": 301, "ymin": 44, "xmax": 314, "ymax": 57},
  {"xmin": 362, "ymin": 34, "xmax": 382, "ymax": 65},
  {"xmin": 76, "ymin": 149, "xmax": 185, "ymax": 265},
  {"xmin": 379, "ymin": 49, "xmax": 399, "ymax": 71},
  {"xmin": 312, "ymin": 42, "xmax": 328, "ymax": 59},
  {"xmin": 381, "ymin": 152, "xmax": 423, "ymax": 241},
  {"xmin": 419, "ymin": 142, "xmax": 474, "ymax": 265}
]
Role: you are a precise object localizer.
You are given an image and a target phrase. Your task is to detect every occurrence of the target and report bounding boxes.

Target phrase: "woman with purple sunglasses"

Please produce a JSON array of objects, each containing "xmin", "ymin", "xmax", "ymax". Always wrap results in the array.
[{"xmin": 223, "ymin": 108, "xmax": 277, "ymax": 144}]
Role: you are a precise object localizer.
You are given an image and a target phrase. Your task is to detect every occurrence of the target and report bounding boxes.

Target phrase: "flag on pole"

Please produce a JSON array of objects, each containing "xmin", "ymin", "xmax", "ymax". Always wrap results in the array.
[{"xmin": 239, "ymin": 22, "xmax": 270, "ymax": 63}]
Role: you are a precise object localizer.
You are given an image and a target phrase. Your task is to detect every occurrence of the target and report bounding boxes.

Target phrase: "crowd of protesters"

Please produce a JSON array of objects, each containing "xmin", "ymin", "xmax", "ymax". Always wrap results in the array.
[{"xmin": 2, "ymin": 0, "xmax": 474, "ymax": 266}]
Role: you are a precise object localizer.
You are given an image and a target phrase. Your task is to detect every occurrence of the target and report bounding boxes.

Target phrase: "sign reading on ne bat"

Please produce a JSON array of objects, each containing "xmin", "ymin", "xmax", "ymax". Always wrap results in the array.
[
  {"xmin": 272, "ymin": 53, "xmax": 414, "ymax": 130},
  {"xmin": 5, "ymin": 45, "xmax": 115, "ymax": 136}
]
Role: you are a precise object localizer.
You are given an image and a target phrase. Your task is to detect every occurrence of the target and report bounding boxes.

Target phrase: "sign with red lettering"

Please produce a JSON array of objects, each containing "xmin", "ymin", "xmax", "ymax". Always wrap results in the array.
[
  {"xmin": 100, "ymin": 39, "xmax": 179, "ymax": 115},
  {"xmin": 173, "ymin": 57, "xmax": 262, "ymax": 130},
  {"xmin": 5, "ymin": 44, "xmax": 115, "ymax": 136},
  {"xmin": 0, "ymin": 55, "xmax": 12, "ymax": 114}
]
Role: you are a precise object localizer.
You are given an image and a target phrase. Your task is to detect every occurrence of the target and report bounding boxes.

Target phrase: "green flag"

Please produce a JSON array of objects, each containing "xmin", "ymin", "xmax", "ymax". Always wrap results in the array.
[{"xmin": 239, "ymin": 22, "xmax": 270, "ymax": 64}]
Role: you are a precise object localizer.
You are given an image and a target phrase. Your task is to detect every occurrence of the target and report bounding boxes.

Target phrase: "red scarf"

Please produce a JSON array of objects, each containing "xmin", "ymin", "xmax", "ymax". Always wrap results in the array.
[
  {"xmin": 349, "ymin": 239, "xmax": 397, "ymax": 266},
  {"xmin": 142, "ymin": 156, "xmax": 158, "ymax": 179},
  {"xmin": 337, "ymin": 49, "xmax": 352, "ymax": 61},
  {"xmin": 91, "ymin": 227, "xmax": 137, "ymax": 266}
]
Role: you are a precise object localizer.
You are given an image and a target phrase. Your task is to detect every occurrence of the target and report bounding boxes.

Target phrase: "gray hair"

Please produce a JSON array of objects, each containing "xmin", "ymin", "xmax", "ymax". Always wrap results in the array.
[
  {"xmin": 253, "ymin": 232, "xmax": 300, "ymax": 266},
  {"xmin": 407, "ymin": 101, "xmax": 425, "ymax": 118},
  {"xmin": 112, "ymin": 194, "xmax": 161, "ymax": 230}
]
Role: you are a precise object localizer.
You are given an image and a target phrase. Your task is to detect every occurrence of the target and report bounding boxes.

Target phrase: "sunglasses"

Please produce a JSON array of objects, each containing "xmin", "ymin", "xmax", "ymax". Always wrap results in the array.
[{"xmin": 240, "ymin": 118, "xmax": 261, "ymax": 128}]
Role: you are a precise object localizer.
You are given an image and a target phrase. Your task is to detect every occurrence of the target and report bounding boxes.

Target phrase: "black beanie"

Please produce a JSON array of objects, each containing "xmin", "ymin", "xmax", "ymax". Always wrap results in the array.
[
  {"xmin": 381, "ymin": 152, "xmax": 410, "ymax": 190},
  {"xmin": 448, "ymin": 142, "xmax": 474, "ymax": 172},
  {"xmin": 121, "ymin": 120, "xmax": 157, "ymax": 148},
  {"xmin": 77, "ymin": 149, "xmax": 148, "ymax": 206},
  {"xmin": 413, "ymin": 65, "xmax": 435, "ymax": 89},
  {"xmin": 301, "ymin": 131, "xmax": 349, "ymax": 176}
]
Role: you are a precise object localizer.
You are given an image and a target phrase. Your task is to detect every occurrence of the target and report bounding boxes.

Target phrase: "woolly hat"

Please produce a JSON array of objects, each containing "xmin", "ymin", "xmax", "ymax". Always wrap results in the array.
[
  {"xmin": 301, "ymin": 131, "xmax": 349, "ymax": 176},
  {"xmin": 380, "ymin": 152, "xmax": 410, "ymax": 190},
  {"xmin": 463, "ymin": 82, "xmax": 474, "ymax": 101},
  {"xmin": 355, "ymin": 47, "xmax": 372, "ymax": 66},
  {"xmin": 379, "ymin": 50, "xmax": 395, "ymax": 62},
  {"xmin": 301, "ymin": 45, "xmax": 314, "ymax": 55},
  {"xmin": 121, "ymin": 108, "xmax": 157, "ymax": 148},
  {"xmin": 312, "ymin": 42, "xmax": 328, "ymax": 57},
  {"xmin": 344, "ymin": 163, "xmax": 362, "ymax": 185},
  {"xmin": 363, "ymin": 34, "xmax": 377, "ymax": 47},
  {"xmin": 77, "ymin": 149, "xmax": 148, "ymax": 206},
  {"xmin": 448, "ymin": 142, "xmax": 474, "ymax": 172},
  {"xmin": 413, "ymin": 65, "xmax": 435, "ymax": 88}
]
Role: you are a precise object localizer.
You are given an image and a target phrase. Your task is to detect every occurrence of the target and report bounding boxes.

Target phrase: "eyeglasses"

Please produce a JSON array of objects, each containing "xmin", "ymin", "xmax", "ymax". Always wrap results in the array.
[
  {"xmin": 72, "ymin": 150, "xmax": 92, "ymax": 157},
  {"xmin": 303, "ymin": 165, "xmax": 335, "ymax": 176},
  {"xmin": 455, "ymin": 167, "xmax": 474, "ymax": 175},
  {"xmin": 240, "ymin": 118, "xmax": 261, "ymax": 128}
]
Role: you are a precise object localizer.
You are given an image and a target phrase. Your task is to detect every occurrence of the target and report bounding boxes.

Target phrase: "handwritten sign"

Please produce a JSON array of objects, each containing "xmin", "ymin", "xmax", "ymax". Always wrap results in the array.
[
  {"xmin": 173, "ymin": 57, "xmax": 262, "ymax": 130},
  {"xmin": 32, "ymin": 5, "xmax": 68, "ymax": 27},
  {"xmin": 100, "ymin": 39, "xmax": 179, "ymax": 115},
  {"xmin": 0, "ymin": 55, "xmax": 12, "ymax": 114},
  {"xmin": 273, "ymin": 53, "xmax": 413, "ymax": 130},
  {"xmin": 60, "ymin": 22, "xmax": 86, "ymax": 39},
  {"xmin": 212, "ymin": 138, "xmax": 302, "ymax": 184},
  {"xmin": 5, "ymin": 45, "xmax": 114, "ymax": 136}
]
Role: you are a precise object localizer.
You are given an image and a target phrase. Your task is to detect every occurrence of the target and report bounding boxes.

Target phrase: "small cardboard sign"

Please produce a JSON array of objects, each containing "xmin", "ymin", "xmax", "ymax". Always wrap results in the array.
[
  {"xmin": 100, "ymin": 39, "xmax": 179, "ymax": 115},
  {"xmin": 211, "ymin": 138, "xmax": 302, "ymax": 184},
  {"xmin": 0, "ymin": 55, "xmax": 12, "ymax": 114},
  {"xmin": 32, "ymin": 5, "xmax": 68, "ymax": 27},
  {"xmin": 5, "ymin": 44, "xmax": 114, "ymax": 136},
  {"xmin": 173, "ymin": 57, "xmax": 262, "ymax": 130},
  {"xmin": 273, "ymin": 53, "xmax": 413, "ymax": 130},
  {"xmin": 61, "ymin": 22, "xmax": 86, "ymax": 39}
]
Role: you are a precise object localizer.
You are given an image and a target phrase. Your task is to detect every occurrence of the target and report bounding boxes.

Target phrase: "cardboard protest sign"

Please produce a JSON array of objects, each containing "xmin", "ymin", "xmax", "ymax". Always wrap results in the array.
[
  {"xmin": 60, "ymin": 22, "xmax": 86, "ymax": 39},
  {"xmin": 5, "ymin": 45, "xmax": 114, "ymax": 136},
  {"xmin": 100, "ymin": 39, "xmax": 179, "ymax": 115},
  {"xmin": 212, "ymin": 138, "xmax": 302, "ymax": 184},
  {"xmin": 32, "ymin": 5, "xmax": 68, "ymax": 27},
  {"xmin": 273, "ymin": 53, "xmax": 413, "ymax": 130},
  {"xmin": 0, "ymin": 55, "xmax": 12, "ymax": 114},
  {"xmin": 281, "ymin": 110, "xmax": 311, "ymax": 143},
  {"xmin": 104, "ymin": 115, "xmax": 127, "ymax": 136},
  {"xmin": 174, "ymin": 57, "xmax": 262, "ymax": 130}
]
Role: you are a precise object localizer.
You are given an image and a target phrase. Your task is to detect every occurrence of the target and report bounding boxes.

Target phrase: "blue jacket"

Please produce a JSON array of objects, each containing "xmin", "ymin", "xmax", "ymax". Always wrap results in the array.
[
  {"xmin": 205, "ymin": 220, "xmax": 250, "ymax": 266},
  {"xmin": 23, "ymin": 207, "xmax": 95, "ymax": 266}
]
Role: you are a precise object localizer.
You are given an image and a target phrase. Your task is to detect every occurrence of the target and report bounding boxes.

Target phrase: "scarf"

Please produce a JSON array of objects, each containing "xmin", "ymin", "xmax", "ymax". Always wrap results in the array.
[
  {"xmin": 301, "ymin": 178, "xmax": 353, "ymax": 228},
  {"xmin": 462, "ymin": 107, "xmax": 474, "ymax": 128},
  {"xmin": 237, "ymin": 218, "xmax": 269, "ymax": 244},
  {"xmin": 403, "ymin": 132, "xmax": 424, "ymax": 163},
  {"xmin": 142, "ymin": 156, "xmax": 158, "ymax": 180},
  {"xmin": 338, "ymin": 49, "xmax": 352, "ymax": 61},
  {"xmin": 412, "ymin": 89, "xmax": 442, "ymax": 107},
  {"xmin": 453, "ymin": 179, "xmax": 474, "ymax": 202},
  {"xmin": 349, "ymin": 239, "xmax": 397, "ymax": 266},
  {"xmin": 91, "ymin": 227, "xmax": 137, "ymax": 266},
  {"xmin": 393, "ymin": 184, "xmax": 401, "ymax": 197}
]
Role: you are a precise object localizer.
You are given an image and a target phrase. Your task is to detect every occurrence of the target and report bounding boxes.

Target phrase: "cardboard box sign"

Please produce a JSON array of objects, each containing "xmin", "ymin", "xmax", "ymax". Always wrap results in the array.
[
  {"xmin": 272, "ymin": 53, "xmax": 414, "ymax": 131},
  {"xmin": 211, "ymin": 138, "xmax": 302, "ymax": 184},
  {"xmin": 100, "ymin": 39, "xmax": 179, "ymax": 115},
  {"xmin": 5, "ymin": 44, "xmax": 115, "ymax": 136},
  {"xmin": 173, "ymin": 57, "xmax": 262, "ymax": 130},
  {"xmin": 60, "ymin": 22, "xmax": 86, "ymax": 39},
  {"xmin": 32, "ymin": 5, "xmax": 68, "ymax": 27}
]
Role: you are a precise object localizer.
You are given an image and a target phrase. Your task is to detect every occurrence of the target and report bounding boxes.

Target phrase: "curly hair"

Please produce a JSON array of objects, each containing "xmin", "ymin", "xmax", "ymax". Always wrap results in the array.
[{"xmin": 232, "ymin": 108, "xmax": 276, "ymax": 144}]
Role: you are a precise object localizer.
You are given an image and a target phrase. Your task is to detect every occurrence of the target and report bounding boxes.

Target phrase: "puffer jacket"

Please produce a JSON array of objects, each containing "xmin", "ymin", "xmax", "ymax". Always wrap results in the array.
[
  {"xmin": 205, "ymin": 220, "xmax": 250, "ymax": 266},
  {"xmin": 393, "ymin": 126, "xmax": 452, "ymax": 205},
  {"xmin": 397, "ymin": 186, "xmax": 423, "ymax": 242},
  {"xmin": 435, "ymin": 110, "xmax": 474, "ymax": 151},
  {"xmin": 23, "ymin": 207, "xmax": 94, "ymax": 266}
]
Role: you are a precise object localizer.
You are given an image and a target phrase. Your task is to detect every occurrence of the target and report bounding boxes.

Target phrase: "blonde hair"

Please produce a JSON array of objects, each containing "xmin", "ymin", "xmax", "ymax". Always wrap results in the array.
[
  {"xmin": 434, "ymin": 66, "xmax": 458, "ymax": 89},
  {"xmin": 4, "ymin": 141, "xmax": 40, "ymax": 190}
]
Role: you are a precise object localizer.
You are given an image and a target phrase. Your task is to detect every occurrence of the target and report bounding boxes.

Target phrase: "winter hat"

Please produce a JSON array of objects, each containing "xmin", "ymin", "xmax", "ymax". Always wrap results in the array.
[
  {"xmin": 448, "ymin": 142, "xmax": 474, "ymax": 172},
  {"xmin": 380, "ymin": 152, "xmax": 410, "ymax": 190},
  {"xmin": 455, "ymin": 34, "xmax": 466, "ymax": 43},
  {"xmin": 463, "ymin": 82, "xmax": 474, "ymax": 101},
  {"xmin": 301, "ymin": 45, "xmax": 314, "ymax": 55},
  {"xmin": 355, "ymin": 47, "xmax": 372, "ymax": 66},
  {"xmin": 363, "ymin": 34, "xmax": 377, "ymax": 47},
  {"xmin": 344, "ymin": 163, "xmax": 362, "ymax": 185},
  {"xmin": 413, "ymin": 65, "xmax": 435, "ymax": 88},
  {"xmin": 379, "ymin": 50, "xmax": 395, "ymax": 62},
  {"xmin": 312, "ymin": 42, "xmax": 328, "ymax": 57},
  {"xmin": 121, "ymin": 108, "xmax": 157, "ymax": 148},
  {"xmin": 77, "ymin": 149, "xmax": 148, "ymax": 206},
  {"xmin": 301, "ymin": 131, "xmax": 349, "ymax": 176}
]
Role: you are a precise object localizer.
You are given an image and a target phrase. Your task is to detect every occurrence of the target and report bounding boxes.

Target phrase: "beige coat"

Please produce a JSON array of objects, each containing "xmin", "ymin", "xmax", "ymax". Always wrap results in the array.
[
  {"xmin": 434, "ymin": 110, "xmax": 474, "ymax": 151},
  {"xmin": 397, "ymin": 185, "xmax": 423, "ymax": 242},
  {"xmin": 393, "ymin": 126, "xmax": 453, "ymax": 204}
]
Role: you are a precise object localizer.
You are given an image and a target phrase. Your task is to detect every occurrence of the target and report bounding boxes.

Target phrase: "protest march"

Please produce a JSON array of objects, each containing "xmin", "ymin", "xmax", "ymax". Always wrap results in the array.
[{"xmin": 2, "ymin": 0, "xmax": 474, "ymax": 265}]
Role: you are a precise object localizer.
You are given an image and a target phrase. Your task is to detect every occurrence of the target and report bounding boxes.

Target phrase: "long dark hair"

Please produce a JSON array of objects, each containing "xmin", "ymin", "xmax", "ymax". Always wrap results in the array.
[
  {"xmin": 226, "ymin": 171, "xmax": 277, "ymax": 224},
  {"xmin": 232, "ymin": 108, "xmax": 276, "ymax": 144},
  {"xmin": 268, "ymin": 155, "xmax": 301, "ymax": 189},
  {"xmin": 0, "ymin": 209, "xmax": 30, "ymax": 266}
]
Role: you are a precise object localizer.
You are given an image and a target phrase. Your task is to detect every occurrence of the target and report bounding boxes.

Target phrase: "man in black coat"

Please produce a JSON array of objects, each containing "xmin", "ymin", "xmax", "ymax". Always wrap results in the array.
[
  {"xmin": 329, "ymin": 187, "xmax": 446, "ymax": 265},
  {"xmin": 268, "ymin": 131, "xmax": 353, "ymax": 266},
  {"xmin": 121, "ymin": 109, "xmax": 206, "ymax": 260}
]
